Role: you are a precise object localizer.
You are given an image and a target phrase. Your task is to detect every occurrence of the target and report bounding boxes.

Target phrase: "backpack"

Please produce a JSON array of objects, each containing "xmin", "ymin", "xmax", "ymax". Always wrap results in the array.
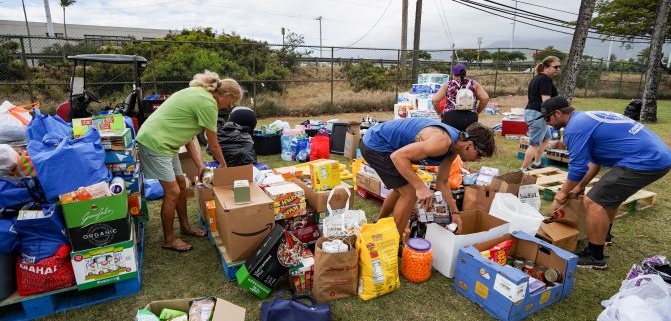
[
  {"xmin": 454, "ymin": 84, "xmax": 476, "ymax": 110},
  {"xmin": 447, "ymin": 79, "xmax": 476, "ymax": 111}
]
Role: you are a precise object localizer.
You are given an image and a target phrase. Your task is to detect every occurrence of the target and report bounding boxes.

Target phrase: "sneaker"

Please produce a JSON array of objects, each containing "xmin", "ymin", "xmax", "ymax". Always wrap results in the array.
[
  {"xmin": 529, "ymin": 163, "xmax": 545, "ymax": 169},
  {"xmin": 605, "ymin": 233, "xmax": 613, "ymax": 246},
  {"xmin": 519, "ymin": 167, "xmax": 529, "ymax": 173},
  {"xmin": 575, "ymin": 248, "xmax": 608, "ymax": 270}
]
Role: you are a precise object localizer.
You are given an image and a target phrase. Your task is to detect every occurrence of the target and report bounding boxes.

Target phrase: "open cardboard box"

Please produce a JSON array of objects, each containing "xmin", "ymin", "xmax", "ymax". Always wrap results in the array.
[
  {"xmin": 536, "ymin": 221, "xmax": 579, "ymax": 252},
  {"xmin": 291, "ymin": 178, "xmax": 353, "ymax": 213},
  {"xmin": 144, "ymin": 297, "xmax": 245, "ymax": 321},
  {"xmin": 425, "ymin": 209, "xmax": 510, "ymax": 278},
  {"xmin": 198, "ymin": 164, "xmax": 275, "ymax": 262}
]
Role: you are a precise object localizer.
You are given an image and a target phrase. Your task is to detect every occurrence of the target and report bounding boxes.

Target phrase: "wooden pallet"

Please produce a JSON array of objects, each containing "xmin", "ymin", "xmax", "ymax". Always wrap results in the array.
[{"xmin": 616, "ymin": 189, "xmax": 658, "ymax": 217}]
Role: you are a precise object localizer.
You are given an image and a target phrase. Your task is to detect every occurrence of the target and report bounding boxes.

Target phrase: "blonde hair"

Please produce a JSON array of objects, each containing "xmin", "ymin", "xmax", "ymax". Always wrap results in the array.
[
  {"xmin": 534, "ymin": 56, "xmax": 560, "ymax": 75},
  {"xmin": 189, "ymin": 70, "xmax": 243, "ymax": 99}
]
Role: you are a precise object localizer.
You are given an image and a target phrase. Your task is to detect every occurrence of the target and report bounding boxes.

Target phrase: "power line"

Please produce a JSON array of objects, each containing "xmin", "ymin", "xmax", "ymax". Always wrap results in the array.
[
  {"xmin": 433, "ymin": 0, "xmax": 456, "ymax": 48},
  {"xmin": 507, "ymin": 0, "xmax": 577, "ymax": 16},
  {"xmin": 340, "ymin": 0, "xmax": 395, "ymax": 48},
  {"xmin": 452, "ymin": 0, "xmax": 652, "ymax": 44}
]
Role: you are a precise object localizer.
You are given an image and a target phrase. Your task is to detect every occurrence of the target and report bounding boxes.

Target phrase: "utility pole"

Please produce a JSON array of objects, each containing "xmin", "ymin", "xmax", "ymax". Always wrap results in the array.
[
  {"xmin": 510, "ymin": 0, "xmax": 517, "ymax": 52},
  {"xmin": 43, "ymin": 0, "xmax": 55, "ymax": 37},
  {"xmin": 477, "ymin": 36, "xmax": 483, "ymax": 68},
  {"xmin": 281, "ymin": 27, "xmax": 285, "ymax": 46},
  {"xmin": 400, "ymin": 0, "xmax": 408, "ymax": 81},
  {"xmin": 315, "ymin": 16, "xmax": 323, "ymax": 58},
  {"xmin": 411, "ymin": 0, "xmax": 422, "ymax": 83}
]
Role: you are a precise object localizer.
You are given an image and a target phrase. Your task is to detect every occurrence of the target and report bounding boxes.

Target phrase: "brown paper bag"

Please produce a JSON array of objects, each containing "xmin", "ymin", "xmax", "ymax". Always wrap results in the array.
[
  {"xmin": 549, "ymin": 196, "xmax": 587, "ymax": 239},
  {"xmin": 462, "ymin": 185, "xmax": 497, "ymax": 213},
  {"xmin": 312, "ymin": 236, "xmax": 358, "ymax": 302}
]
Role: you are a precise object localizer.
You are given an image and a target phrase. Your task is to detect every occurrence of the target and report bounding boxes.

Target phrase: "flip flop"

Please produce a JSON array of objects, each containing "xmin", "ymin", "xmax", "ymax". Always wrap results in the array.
[
  {"xmin": 162, "ymin": 239, "xmax": 193, "ymax": 252},
  {"xmin": 181, "ymin": 227, "xmax": 206, "ymax": 237}
]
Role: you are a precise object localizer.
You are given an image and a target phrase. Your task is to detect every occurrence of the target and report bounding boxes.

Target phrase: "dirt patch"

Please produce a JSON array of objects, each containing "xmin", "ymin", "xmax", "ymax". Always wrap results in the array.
[{"xmin": 258, "ymin": 95, "xmax": 527, "ymax": 128}]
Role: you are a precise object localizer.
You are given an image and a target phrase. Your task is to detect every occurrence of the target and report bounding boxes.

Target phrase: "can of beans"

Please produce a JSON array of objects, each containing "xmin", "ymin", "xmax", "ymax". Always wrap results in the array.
[{"xmin": 544, "ymin": 268, "xmax": 561, "ymax": 283}]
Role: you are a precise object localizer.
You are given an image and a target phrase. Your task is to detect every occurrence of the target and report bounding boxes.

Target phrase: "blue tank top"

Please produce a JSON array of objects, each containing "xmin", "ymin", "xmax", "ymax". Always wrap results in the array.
[{"xmin": 362, "ymin": 118, "xmax": 459, "ymax": 166}]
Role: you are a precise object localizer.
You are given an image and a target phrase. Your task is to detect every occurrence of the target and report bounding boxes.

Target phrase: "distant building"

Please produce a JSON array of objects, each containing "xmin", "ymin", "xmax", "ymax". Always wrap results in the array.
[{"xmin": 1, "ymin": 19, "xmax": 174, "ymax": 40}]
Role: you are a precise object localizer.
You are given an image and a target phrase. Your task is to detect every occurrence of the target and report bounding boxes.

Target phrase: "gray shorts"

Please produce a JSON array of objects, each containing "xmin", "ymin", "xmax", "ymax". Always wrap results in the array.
[
  {"xmin": 587, "ymin": 166, "xmax": 670, "ymax": 209},
  {"xmin": 137, "ymin": 143, "xmax": 183, "ymax": 182}
]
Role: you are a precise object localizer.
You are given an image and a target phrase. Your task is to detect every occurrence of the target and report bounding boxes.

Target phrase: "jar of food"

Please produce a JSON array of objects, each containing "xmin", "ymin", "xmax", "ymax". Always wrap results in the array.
[{"xmin": 401, "ymin": 238, "xmax": 433, "ymax": 283}]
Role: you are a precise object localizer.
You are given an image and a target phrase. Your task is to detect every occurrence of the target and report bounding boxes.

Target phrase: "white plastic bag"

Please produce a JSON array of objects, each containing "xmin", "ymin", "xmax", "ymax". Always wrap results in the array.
[
  {"xmin": 489, "ymin": 193, "xmax": 543, "ymax": 236},
  {"xmin": 597, "ymin": 274, "xmax": 671, "ymax": 321},
  {"xmin": 322, "ymin": 185, "xmax": 367, "ymax": 238},
  {"xmin": 0, "ymin": 101, "xmax": 33, "ymax": 143},
  {"xmin": 0, "ymin": 144, "xmax": 19, "ymax": 176}
]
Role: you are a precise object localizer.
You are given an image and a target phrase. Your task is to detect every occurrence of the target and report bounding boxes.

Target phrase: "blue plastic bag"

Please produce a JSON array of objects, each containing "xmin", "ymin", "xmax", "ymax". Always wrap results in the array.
[
  {"xmin": 0, "ymin": 216, "xmax": 18, "ymax": 254},
  {"xmin": 25, "ymin": 108, "xmax": 72, "ymax": 142},
  {"xmin": 0, "ymin": 176, "xmax": 37, "ymax": 209},
  {"xmin": 15, "ymin": 203, "xmax": 69, "ymax": 263},
  {"xmin": 27, "ymin": 127, "xmax": 111, "ymax": 202},
  {"xmin": 143, "ymin": 178, "xmax": 164, "ymax": 200}
]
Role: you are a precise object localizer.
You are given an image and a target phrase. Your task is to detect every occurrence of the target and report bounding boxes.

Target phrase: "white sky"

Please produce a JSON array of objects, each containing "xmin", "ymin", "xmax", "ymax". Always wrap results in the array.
[{"xmin": 2, "ymin": 0, "xmax": 587, "ymax": 49}]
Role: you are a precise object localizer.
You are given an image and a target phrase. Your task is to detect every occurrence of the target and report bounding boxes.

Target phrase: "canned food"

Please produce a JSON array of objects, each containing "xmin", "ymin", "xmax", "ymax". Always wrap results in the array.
[
  {"xmin": 544, "ymin": 268, "xmax": 561, "ymax": 283},
  {"xmin": 531, "ymin": 265, "xmax": 546, "ymax": 281}
]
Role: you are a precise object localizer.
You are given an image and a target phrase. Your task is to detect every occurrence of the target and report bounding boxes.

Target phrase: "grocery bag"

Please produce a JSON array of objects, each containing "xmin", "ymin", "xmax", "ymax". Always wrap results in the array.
[{"xmin": 312, "ymin": 236, "xmax": 358, "ymax": 302}]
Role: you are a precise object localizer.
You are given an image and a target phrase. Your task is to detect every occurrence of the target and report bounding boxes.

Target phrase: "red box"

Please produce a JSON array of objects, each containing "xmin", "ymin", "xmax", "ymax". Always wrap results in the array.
[{"xmin": 501, "ymin": 118, "xmax": 528, "ymax": 136}]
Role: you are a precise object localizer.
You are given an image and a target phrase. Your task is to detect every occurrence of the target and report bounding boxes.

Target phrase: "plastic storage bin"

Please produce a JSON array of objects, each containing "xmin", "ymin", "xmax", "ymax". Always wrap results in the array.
[{"xmin": 252, "ymin": 134, "xmax": 281, "ymax": 156}]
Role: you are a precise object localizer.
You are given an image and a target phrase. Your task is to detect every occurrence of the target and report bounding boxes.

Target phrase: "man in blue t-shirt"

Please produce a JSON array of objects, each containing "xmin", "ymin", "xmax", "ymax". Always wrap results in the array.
[
  {"xmin": 539, "ymin": 96, "xmax": 671, "ymax": 270},
  {"xmin": 360, "ymin": 118, "xmax": 495, "ymax": 237}
]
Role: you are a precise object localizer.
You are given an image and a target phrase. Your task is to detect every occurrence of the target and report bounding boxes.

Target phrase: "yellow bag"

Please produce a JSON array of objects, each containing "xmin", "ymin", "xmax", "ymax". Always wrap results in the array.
[{"xmin": 355, "ymin": 217, "xmax": 400, "ymax": 300}]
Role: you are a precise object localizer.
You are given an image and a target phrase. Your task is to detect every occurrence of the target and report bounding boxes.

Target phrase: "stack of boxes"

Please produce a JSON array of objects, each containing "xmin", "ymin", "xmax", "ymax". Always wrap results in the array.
[
  {"xmin": 264, "ymin": 182, "xmax": 316, "ymax": 245},
  {"xmin": 63, "ymin": 113, "xmax": 141, "ymax": 290}
]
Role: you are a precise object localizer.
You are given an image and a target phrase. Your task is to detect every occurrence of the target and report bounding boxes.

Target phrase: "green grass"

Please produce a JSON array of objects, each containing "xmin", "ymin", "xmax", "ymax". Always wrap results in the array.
[{"xmin": 36, "ymin": 97, "xmax": 671, "ymax": 321}]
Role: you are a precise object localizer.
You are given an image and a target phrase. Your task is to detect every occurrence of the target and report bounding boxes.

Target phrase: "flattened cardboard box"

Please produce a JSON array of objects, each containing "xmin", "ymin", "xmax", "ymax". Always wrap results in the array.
[
  {"xmin": 213, "ymin": 165, "xmax": 275, "ymax": 262},
  {"xmin": 144, "ymin": 298, "xmax": 245, "ymax": 321}
]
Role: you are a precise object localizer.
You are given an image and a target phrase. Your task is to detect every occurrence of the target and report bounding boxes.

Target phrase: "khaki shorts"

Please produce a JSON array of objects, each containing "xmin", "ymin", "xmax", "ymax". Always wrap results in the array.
[{"xmin": 137, "ymin": 143, "xmax": 183, "ymax": 182}]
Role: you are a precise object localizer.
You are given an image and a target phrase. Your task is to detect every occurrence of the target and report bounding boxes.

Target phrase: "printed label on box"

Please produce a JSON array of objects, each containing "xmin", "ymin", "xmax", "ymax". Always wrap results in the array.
[{"xmin": 494, "ymin": 273, "xmax": 527, "ymax": 302}]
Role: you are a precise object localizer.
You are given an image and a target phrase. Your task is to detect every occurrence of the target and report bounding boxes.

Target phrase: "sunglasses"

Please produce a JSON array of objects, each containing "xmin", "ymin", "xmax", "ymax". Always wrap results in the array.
[{"xmin": 549, "ymin": 65, "xmax": 561, "ymax": 70}]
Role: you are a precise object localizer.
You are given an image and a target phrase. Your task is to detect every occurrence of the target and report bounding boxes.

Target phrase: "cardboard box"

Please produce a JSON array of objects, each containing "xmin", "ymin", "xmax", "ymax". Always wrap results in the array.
[
  {"xmin": 233, "ymin": 180, "xmax": 250, "ymax": 204},
  {"xmin": 212, "ymin": 165, "xmax": 275, "ymax": 262},
  {"xmin": 144, "ymin": 297, "xmax": 245, "ymax": 321},
  {"xmin": 241, "ymin": 225, "xmax": 291, "ymax": 289},
  {"xmin": 425, "ymin": 210, "xmax": 511, "ymax": 278},
  {"xmin": 454, "ymin": 231, "xmax": 577, "ymax": 321},
  {"xmin": 310, "ymin": 159, "xmax": 341, "ymax": 191},
  {"xmin": 491, "ymin": 171, "xmax": 537, "ymax": 196},
  {"xmin": 99, "ymin": 128, "xmax": 132, "ymax": 151},
  {"xmin": 70, "ymin": 226, "xmax": 137, "ymax": 290},
  {"xmin": 273, "ymin": 201, "xmax": 307, "ymax": 221},
  {"xmin": 235, "ymin": 265, "xmax": 273, "ymax": 299},
  {"xmin": 343, "ymin": 122, "xmax": 361, "ymax": 159},
  {"xmin": 62, "ymin": 193, "xmax": 128, "ymax": 229},
  {"xmin": 536, "ymin": 221, "xmax": 579, "ymax": 252},
  {"xmin": 67, "ymin": 214, "xmax": 132, "ymax": 252},
  {"xmin": 292, "ymin": 178, "xmax": 353, "ymax": 213},
  {"xmin": 104, "ymin": 144, "xmax": 137, "ymax": 164},
  {"xmin": 178, "ymin": 146, "xmax": 200, "ymax": 183},
  {"xmin": 264, "ymin": 183, "xmax": 305, "ymax": 208},
  {"xmin": 205, "ymin": 200, "xmax": 218, "ymax": 233}
]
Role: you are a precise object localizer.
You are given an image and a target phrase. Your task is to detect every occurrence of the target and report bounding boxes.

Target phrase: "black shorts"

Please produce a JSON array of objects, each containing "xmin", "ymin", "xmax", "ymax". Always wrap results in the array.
[
  {"xmin": 587, "ymin": 166, "xmax": 670, "ymax": 209},
  {"xmin": 359, "ymin": 141, "xmax": 408, "ymax": 189},
  {"xmin": 441, "ymin": 110, "xmax": 478, "ymax": 131}
]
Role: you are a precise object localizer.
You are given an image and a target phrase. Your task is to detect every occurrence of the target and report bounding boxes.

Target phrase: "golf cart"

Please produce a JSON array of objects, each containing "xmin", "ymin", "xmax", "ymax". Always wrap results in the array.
[{"xmin": 55, "ymin": 54, "xmax": 148, "ymax": 128}]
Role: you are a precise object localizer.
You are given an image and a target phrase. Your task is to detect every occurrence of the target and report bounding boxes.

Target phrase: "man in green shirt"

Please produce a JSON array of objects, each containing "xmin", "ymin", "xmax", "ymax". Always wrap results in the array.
[{"xmin": 137, "ymin": 70, "xmax": 242, "ymax": 252}]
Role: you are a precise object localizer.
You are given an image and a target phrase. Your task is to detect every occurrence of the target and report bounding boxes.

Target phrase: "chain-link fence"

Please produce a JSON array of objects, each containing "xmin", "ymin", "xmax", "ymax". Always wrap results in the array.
[{"xmin": 1, "ymin": 35, "xmax": 668, "ymax": 116}]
